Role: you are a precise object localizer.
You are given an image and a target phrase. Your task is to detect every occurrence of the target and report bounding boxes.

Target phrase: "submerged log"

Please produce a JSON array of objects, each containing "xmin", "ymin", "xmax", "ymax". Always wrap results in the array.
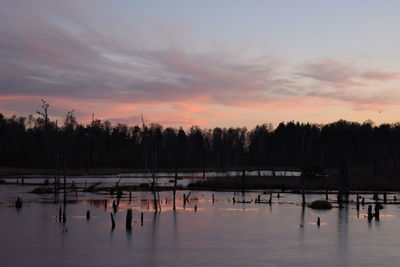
[
  {"xmin": 310, "ymin": 200, "xmax": 332, "ymax": 210},
  {"xmin": 31, "ymin": 187, "xmax": 53, "ymax": 194}
]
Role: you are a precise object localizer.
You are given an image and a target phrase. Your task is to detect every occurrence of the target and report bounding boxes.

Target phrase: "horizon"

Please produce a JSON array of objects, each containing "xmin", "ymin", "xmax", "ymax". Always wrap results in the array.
[{"xmin": 2, "ymin": 1, "xmax": 400, "ymax": 128}]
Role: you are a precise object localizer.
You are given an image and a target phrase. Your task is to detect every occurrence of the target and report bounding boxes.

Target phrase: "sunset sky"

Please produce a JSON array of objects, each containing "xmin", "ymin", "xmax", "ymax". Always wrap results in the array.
[{"xmin": 1, "ymin": 0, "xmax": 400, "ymax": 128}]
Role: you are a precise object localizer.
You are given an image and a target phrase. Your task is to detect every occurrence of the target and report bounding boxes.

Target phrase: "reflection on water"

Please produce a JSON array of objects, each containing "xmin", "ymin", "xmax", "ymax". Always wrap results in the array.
[{"xmin": 0, "ymin": 184, "xmax": 399, "ymax": 266}]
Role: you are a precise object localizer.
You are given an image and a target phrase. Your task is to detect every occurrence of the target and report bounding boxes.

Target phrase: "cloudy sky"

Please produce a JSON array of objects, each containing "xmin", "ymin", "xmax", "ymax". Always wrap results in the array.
[{"xmin": 1, "ymin": 0, "xmax": 400, "ymax": 128}]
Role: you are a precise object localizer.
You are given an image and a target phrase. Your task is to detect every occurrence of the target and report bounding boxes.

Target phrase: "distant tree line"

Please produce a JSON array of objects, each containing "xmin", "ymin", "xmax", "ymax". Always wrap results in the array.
[{"xmin": 1, "ymin": 104, "xmax": 400, "ymax": 175}]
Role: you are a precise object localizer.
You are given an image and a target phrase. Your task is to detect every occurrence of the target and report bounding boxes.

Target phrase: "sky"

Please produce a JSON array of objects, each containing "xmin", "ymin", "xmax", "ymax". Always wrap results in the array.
[{"xmin": 1, "ymin": 0, "xmax": 400, "ymax": 128}]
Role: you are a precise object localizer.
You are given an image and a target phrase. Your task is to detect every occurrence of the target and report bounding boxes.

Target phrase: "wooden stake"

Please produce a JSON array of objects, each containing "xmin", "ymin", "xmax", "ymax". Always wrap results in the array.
[
  {"xmin": 110, "ymin": 213, "xmax": 115, "ymax": 229},
  {"xmin": 126, "ymin": 209, "xmax": 132, "ymax": 230}
]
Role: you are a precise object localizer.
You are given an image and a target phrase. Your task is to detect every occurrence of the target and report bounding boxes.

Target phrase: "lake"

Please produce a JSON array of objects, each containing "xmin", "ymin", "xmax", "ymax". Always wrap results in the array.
[{"xmin": 0, "ymin": 183, "xmax": 398, "ymax": 266}]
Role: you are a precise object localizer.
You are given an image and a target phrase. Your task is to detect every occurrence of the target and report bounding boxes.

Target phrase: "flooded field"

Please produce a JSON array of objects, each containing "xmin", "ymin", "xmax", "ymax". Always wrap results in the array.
[{"xmin": 0, "ymin": 183, "xmax": 399, "ymax": 266}]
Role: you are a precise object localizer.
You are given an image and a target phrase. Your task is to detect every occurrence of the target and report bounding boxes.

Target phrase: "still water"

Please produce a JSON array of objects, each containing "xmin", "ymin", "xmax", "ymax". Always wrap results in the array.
[{"xmin": 0, "ymin": 184, "xmax": 399, "ymax": 266}]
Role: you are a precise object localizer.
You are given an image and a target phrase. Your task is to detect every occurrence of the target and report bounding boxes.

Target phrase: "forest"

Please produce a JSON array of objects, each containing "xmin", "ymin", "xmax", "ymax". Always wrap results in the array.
[{"xmin": 1, "ymin": 101, "xmax": 400, "ymax": 178}]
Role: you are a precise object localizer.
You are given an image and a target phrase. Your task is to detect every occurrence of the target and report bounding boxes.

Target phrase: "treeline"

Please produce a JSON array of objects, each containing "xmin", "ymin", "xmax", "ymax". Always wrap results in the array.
[{"xmin": 1, "ymin": 108, "xmax": 400, "ymax": 174}]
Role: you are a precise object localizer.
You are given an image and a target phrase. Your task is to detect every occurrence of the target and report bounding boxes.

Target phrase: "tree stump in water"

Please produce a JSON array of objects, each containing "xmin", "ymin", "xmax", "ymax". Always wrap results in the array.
[
  {"xmin": 374, "ymin": 204, "xmax": 380, "ymax": 220},
  {"xmin": 126, "ymin": 209, "xmax": 132, "ymax": 230},
  {"xmin": 59, "ymin": 205, "xmax": 62, "ymax": 222},
  {"xmin": 367, "ymin": 205, "xmax": 373, "ymax": 221},
  {"xmin": 86, "ymin": 210, "xmax": 91, "ymax": 220},
  {"xmin": 15, "ymin": 197, "xmax": 22, "ymax": 209},
  {"xmin": 110, "ymin": 213, "xmax": 115, "ymax": 229}
]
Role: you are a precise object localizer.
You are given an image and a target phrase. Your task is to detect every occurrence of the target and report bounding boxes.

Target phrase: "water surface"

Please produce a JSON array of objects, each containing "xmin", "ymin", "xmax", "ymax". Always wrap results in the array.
[{"xmin": 0, "ymin": 184, "xmax": 398, "ymax": 266}]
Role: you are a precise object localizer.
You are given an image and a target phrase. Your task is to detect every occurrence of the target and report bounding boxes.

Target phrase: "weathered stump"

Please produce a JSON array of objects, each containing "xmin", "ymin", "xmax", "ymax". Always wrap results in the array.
[
  {"xmin": 110, "ymin": 213, "xmax": 115, "ymax": 229},
  {"xmin": 126, "ymin": 209, "xmax": 132, "ymax": 230},
  {"xmin": 374, "ymin": 204, "xmax": 380, "ymax": 220},
  {"xmin": 367, "ymin": 205, "xmax": 373, "ymax": 221},
  {"xmin": 15, "ymin": 197, "xmax": 22, "ymax": 209}
]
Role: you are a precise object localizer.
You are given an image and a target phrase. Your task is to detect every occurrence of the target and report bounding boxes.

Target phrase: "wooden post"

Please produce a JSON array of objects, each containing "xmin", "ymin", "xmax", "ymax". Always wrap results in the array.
[
  {"xmin": 86, "ymin": 210, "xmax": 90, "ymax": 220},
  {"xmin": 173, "ymin": 169, "xmax": 177, "ymax": 211},
  {"xmin": 58, "ymin": 205, "xmax": 62, "ymax": 221},
  {"xmin": 356, "ymin": 194, "xmax": 360, "ymax": 211},
  {"xmin": 374, "ymin": 204, "xmax": 380, "ymax": 220},
  {"xmin": 110, "ymin": 213, "xmax": 115, "ymax": 229},
  {"xmin": 268, "ymin": 191, "xmax": 272, "ymax": 205},
  {"xmin": 126, "ymin": 209, "xmax": 132, "ymax": 230},
  {"xmin": 141, "ymin": 212, "xmax": 144, "ymax": 226},
  {"xmin": 367, "ymin": 205, "xmax": 373, "ymax": 221},
  {"xmin": 241, "ymin": 170, "xmax": 246, "ymax": 193},
  {"xmin": 337, "ymin": 192, "xmax": 343, "ymax": 207},
  {"xmin": 15, "ymin": 197, "xmax": 22, "ymax": 209},
  {"xmin": 63, "ymin": 158, "xmax": 67, "ymax": 206},
  {"xmin": 112, "ymin": 201, "xmax": 117, "ymax": 213}
]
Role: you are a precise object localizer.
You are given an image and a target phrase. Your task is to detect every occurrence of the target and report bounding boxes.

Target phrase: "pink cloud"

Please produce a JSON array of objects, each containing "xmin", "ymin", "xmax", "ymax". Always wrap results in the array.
[{"xmin": 360, "ymin": 70, "xmax": 399, "ymax": 81}]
